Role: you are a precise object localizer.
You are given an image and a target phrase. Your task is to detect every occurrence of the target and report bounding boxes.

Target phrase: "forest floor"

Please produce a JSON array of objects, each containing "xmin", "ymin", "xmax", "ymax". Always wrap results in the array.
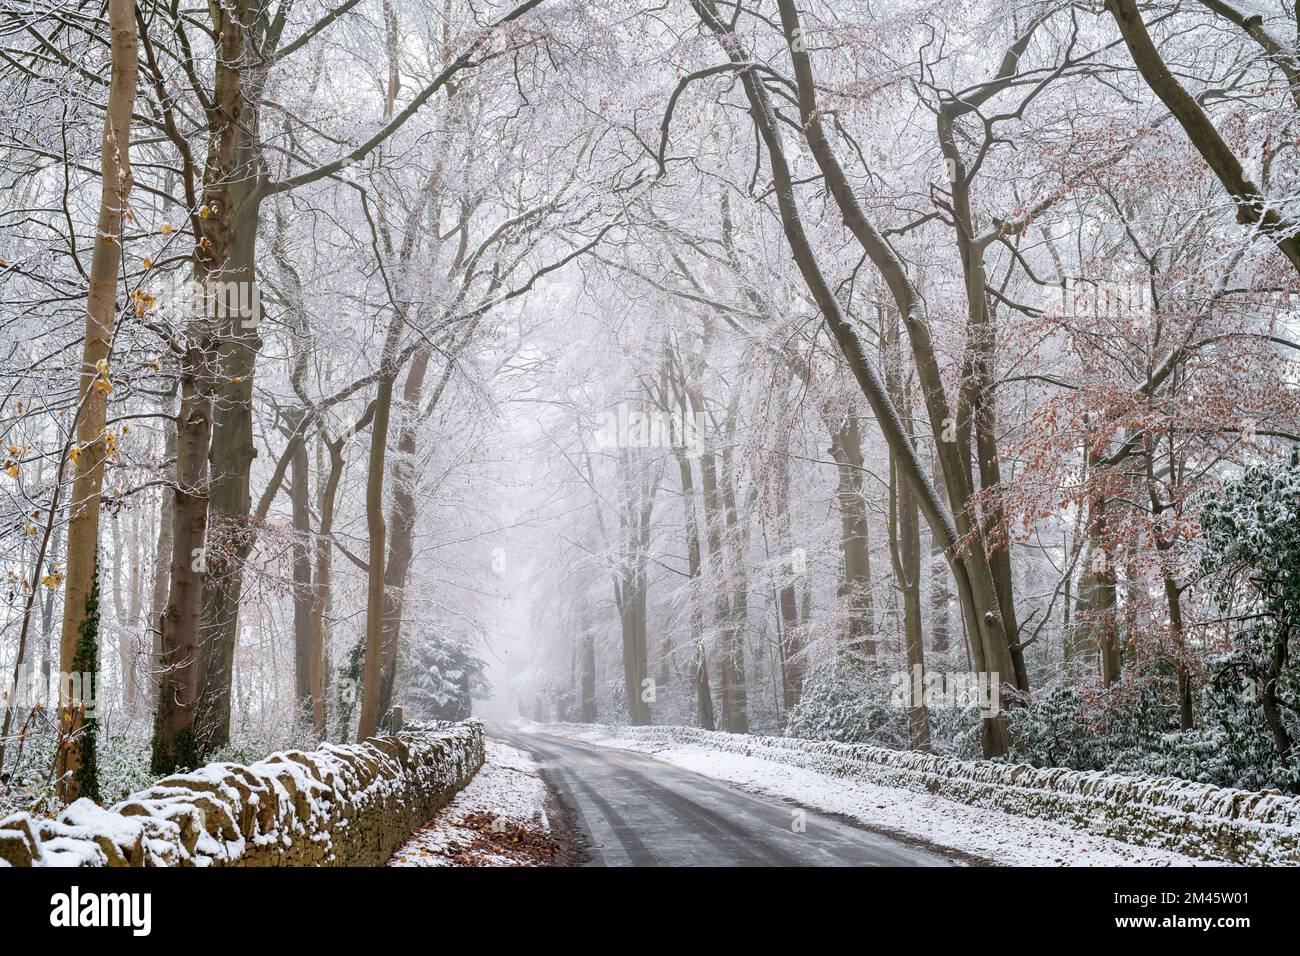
[
  {"xmin": 534, "ymin": 724, "xmax": 1222, "ymax": 867},
  {"xmin": 387, "ymin": 740, "xmax": 582, "ymax": 867}
]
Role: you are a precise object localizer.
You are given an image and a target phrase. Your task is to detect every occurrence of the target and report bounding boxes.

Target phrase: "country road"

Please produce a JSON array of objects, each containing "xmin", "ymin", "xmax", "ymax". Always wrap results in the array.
[{"xmin": 496, "ymin": 730, "xmax": 955, "ymax": 867}]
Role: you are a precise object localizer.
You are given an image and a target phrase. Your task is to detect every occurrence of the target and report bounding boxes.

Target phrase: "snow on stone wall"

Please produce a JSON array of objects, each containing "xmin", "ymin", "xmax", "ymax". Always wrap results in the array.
[
  {"xmin": 589, "ymin": 725, "xmax": 1300, "ymax": 865},
  {"xmin": 0, "ymin": 719, "xmax": 484, "ymax": 867}
]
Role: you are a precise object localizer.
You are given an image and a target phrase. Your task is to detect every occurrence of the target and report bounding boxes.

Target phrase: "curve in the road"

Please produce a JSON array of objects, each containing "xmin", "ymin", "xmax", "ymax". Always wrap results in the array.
[{"xmin": 501, "ymin": 730, "xmax": 956, "ymax": 868}]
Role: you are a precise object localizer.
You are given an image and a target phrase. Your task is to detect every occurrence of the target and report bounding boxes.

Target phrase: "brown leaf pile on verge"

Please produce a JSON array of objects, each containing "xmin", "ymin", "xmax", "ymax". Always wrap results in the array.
[{"xmin": 443, "ymin": 811, "xmax": 563, "ymax": 867}]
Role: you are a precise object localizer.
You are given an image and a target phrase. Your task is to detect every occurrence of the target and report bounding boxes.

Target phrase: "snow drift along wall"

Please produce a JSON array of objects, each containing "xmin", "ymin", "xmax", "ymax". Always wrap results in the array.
[
  {"xmin": 584, "ymin": 725, "xmax": 1300, "ymax": 865},
  {"xmin": 0, "ymin": 719, "xmax": 484, "ymax": 867}
]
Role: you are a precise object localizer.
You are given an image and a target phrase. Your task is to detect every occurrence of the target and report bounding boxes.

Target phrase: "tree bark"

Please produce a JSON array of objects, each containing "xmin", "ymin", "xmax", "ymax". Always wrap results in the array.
[
  {"xmin": 663, "ymin": 345, "xmax": 717, "ymax": 729},
  {"xmin": 1261, "ymin": 625, "xmax": 1295, "ymax": 787},
  {"xmin": 147, "ymin": 404, "xmax": 175, "ymax": 717},
  {"xmin": 580, "ymin": 626, "xmax": 597, "ymax": 722},
  {"xmin": 357, "ymin": 369, "xmax": 395, "ymax": 740},
  {"xmin": 692, "ymin": 401, "xmax": 746, "ymax": 732},
  {"xmin": 308, "ymin": 434, "xmax": 346, "ymax": 739},
  {"xmin": 125, "ymin": 500, "xmax": 145, "ymax": 716},
  {"xmin": 898, "ymin": 470, "xmax": 931, "ymax": 751},
  {"xmin": 673, "ymin": 434, "xmax": 716, "ymax": 729},
  {"xmin": 1147, "ymin": 436, "xmax": 1193, "ymax": 729},
  {"xmin": 829, "ymin": 417, "xmax": 875, "ymax": 658},
  {"xmin": 154, "ymin": 1, "xmax": 246, "ymax": 773},
  {"xmin": 56, "ymin": 0, "xmax": 138, "ymax": 798},
  {"xmin": 152, "ymin": 343, "xmax": 215, "ymax": 773},
  {"xmin": 1074, "ymin": 450, "xmax": 1121, "ymax": 686},
  {"xmin": 928, "ymin": 457, "xmax": 951, "ymax": 656},
  {"xmin": 886, "ymin": 314, "xmax": 931, "ymax": 751},
  {"xmin": 618, "ymin": 564, "xmax": 651, "ymax": 725},
  {"xmin": 937, "ymin": 103, "xmax": 1027, "ymax": 693},
  {"xmin": 289, "ymin": 408, "xmax": 314, "ymax": 724},
  {"xmin": 109, "ymin": 517, "xmax": 136, "ymax": 717},
  {"xmin": 613, "ymin": 448, "xmax": 654, "ymax": 727},
  {"xmin": 377, "ymin": 347, "xmax": 435, "ymax": 719},
  {"xmin": 773, "ymin": 425, "xmax": 805, "ymax": 715},
  {"xmin": 191, "ymin": 164, "xmax": 263, "ymax": 754},
  {"xmin": 718, "ymin": 436, "xmax": 750, "ymax": 735}
]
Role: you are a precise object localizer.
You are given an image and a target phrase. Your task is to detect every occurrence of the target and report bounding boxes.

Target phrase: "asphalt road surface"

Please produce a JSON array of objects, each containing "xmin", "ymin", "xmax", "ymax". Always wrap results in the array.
[{"xmin": 499, "ymin": 730, "xmax": 955, "ymax": 867}]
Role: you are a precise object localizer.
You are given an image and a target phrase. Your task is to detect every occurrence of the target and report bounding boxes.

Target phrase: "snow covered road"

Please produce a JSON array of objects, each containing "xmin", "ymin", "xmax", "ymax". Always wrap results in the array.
[
  {"xmin": 528, "ymin": 725, "xmax": 1223, "ymax": 866},
  {"xmin": 498, "ymin": 730, "xmax": 957, "ymax": 867}
]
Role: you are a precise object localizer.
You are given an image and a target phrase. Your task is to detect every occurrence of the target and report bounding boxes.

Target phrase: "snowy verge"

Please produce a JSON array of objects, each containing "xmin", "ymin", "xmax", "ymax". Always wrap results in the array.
[
  {"xmin": 389, "ymin": 740, "xmax": 562, "ymax": 866},
  {"xmin": 0, "ymin": 720, "xmax": 484, "ymax": 867},
  {"xmin": 541, "ymin": 723, "xmax": 1300, "ymax": 866}
]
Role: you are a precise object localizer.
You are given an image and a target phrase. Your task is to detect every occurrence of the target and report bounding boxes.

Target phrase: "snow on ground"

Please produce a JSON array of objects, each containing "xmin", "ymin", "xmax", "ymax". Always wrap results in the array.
[
  {"xmin": 388, "ymin": 741, "xmax": 560, "ymax": 867},
  {"xmin": 547, "ymin": 725, "xmax": 1223, "ymax": 867}
]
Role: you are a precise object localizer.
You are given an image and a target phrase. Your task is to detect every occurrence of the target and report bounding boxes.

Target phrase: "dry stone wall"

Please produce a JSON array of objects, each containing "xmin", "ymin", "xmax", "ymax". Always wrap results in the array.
[{"xmin": 0, "ymin": 719, "xmax": 484, "ymax": 867}]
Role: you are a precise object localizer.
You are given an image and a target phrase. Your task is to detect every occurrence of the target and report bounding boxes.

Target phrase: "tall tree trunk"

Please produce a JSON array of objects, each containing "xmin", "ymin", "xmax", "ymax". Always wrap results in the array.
[
  {"xmin": 829, "ymin": 416, "xmax": 875, "ymax": 658},
  {"xmin": 1261, "ymin": 627, "xmax": 1296, "ymax": 787},
  {"xmin": 886, "ymin": 315, "xmax": 931, "ymax": 751},
  {"xmin": 718, "ymin": 443, "xmax": 750, "ymax": 735},
  {"xmin": 1078, "ymin": 442, "xmax": 1128, "ymax": 687},
  {"xmin": 627, "ymin": 454, "xmax": 655, "ymax": 727},
  {"xmin": 580, "ymin": 626, "xmax": 597, "ymax": 722},
  {"xmin": 147, "ymin": 405, "xmax": 175, "ymax": 718},
  {"xmin": 378, "ymin": 347, "xmax": 434, "ymax": 718},
  {"xmin": 1074, "ymin": 453, "xmax": 1121, "ymax": 686},
  {"xmin": 693, "ymin": 410, "xmax": 745, "ymax": 733},
  {"xmin": 154, "ymin": 1, "xmax": 246, "ymax": 773},
  {"xmin": 690, "ymin": 388, "xmax": 749, "ymax": 733},
  {"xmin": 289, "ymin": 408, "xmax": 314, "ymax": 727},
  {"xmin": 152, "ymin": 344, "xmax": 214, "ymax": 774},
  {"xmin": 109, "ymin": 518, "xmax": 135, "ymax": 717},
  {"xmin": 618, "ymin": 567, "xmax": 651, "ymax": 725},
  {"xmin": 41, "ymin": 521, "xmax": 65, "ymax": 698},
  {"xmin": 634, "ymin": 564, "xmax": 650, "ymax": 723},
  {"xmin": 1166, "ymin": 572, "xmax": 1193, "ymax": 730},
  {"xmin": 898, "ymin": 472, "xmax": 931, "ymax": 751},
  {"xmin": 377, "ymin": 322, "xmax": 474, "ymax": 720},
  {"xmin": 57, "ymin": 0, "xmax": 138, "ymax": 799},
  {"xmin": 357, "ymin": 370, "xmax": 395, "ymax": 740},
  {"xmin": 664, "ymin": 345, "xmax": 717, "ymax": 728},
  {"xmin": 124, "ymin": 499, "xmax": 145, "ymax": 717},
  {"xmin": 1147, "ymin": 437, "xmax": 1193, "ymax": 729},
  {"xmin": 938, "ymin": 104, "xmax": 1026, "ymax": 693},
  {"xmin": 671, "ymin": 438, "xmax": 715, "ymax": 730},
  {"xmin": 928, "ymin": 457, "xmax": 951, "ymax": 656},
  {"xmin": 192, "ymin": 1, "xmax": 274, "ymax": 755},
  {"xmin": 773, "ymin": 427, "xmax": 805, "ymax": 715},
  {"xmin": 191, "ymin": 180, "xmax": 262, "ymax": 754},
  {"xmin": 308, "ymin": 435, "xmax": 346, "ymax": 739}
]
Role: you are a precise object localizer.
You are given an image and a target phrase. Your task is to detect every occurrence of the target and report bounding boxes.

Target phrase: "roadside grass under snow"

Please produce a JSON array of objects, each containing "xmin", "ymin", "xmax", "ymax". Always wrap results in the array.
[
  {"xmin": 543, "ymin": 724, "xmax": 1223, "ymax": 867},
  {"xmin": 388, "ymin": 741, "xmax": 561, "ymax": 867}
]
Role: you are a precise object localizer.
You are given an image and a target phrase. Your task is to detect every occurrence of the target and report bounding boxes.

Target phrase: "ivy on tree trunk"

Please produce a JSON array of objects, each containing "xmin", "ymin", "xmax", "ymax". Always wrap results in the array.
[{"xmin": 68, "ymin": 556, "xmax": 101, "ymax": 804}]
